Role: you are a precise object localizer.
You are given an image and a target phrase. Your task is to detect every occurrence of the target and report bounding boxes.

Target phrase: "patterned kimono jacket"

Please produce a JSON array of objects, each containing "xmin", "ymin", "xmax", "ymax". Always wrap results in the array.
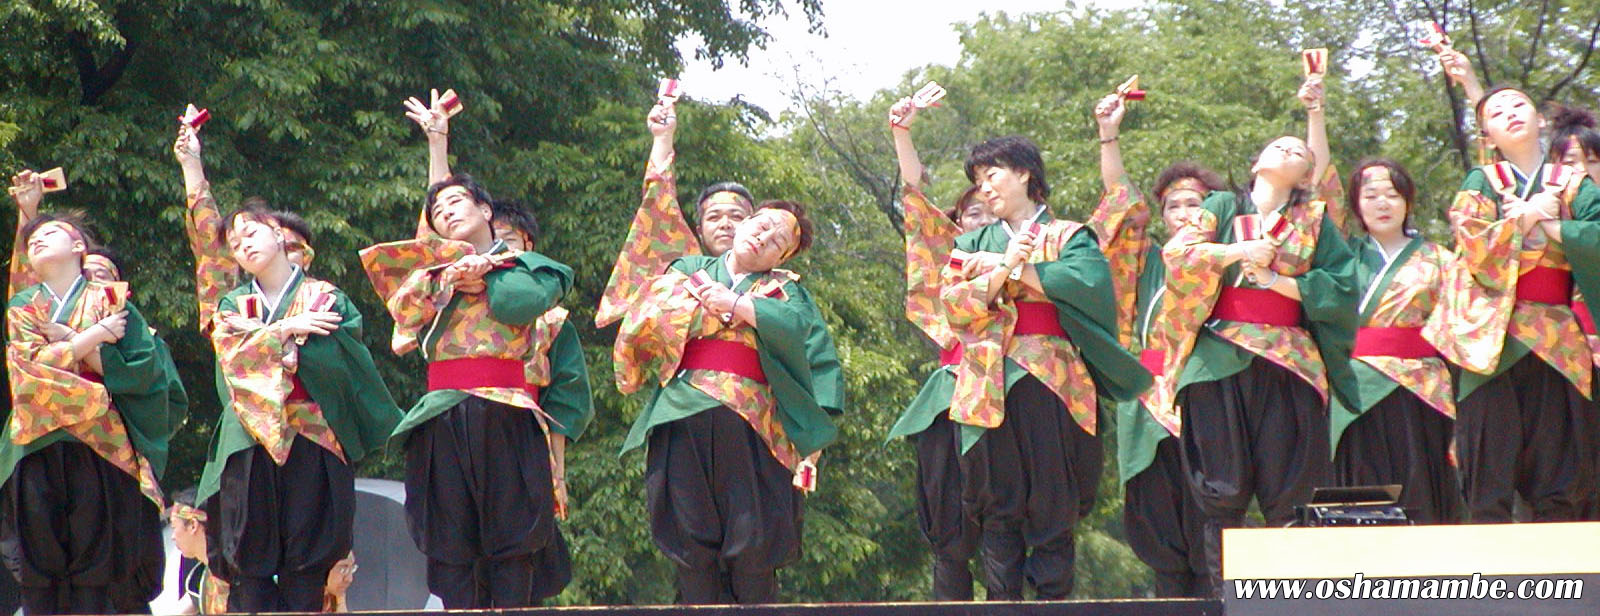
[
  {"xmin": 196, "ymin": 268, "xmax": 401, "ymax": 503},
  {"xmin": 886, "ymin": 185, "xmax": 963, "ymax": 441},
  {"xmin": 1155, "ymin": 191, "xmax": 1359, "ymax": 412},
  {"xmin": 1422, "ymin": 163, "xmax": 1600, "ymax": 400},
  {"xmin": 4, "ymin": 277, "xmax": 176, "ymax": 505},
  {"xmin": 1082, "ymin": 177, "xmax": 1183, "ymax": 484},
  {"xmin": 407, "ymin": 199, "xmax": 594, "ymax": 447},
  {"xmin": 598, "ymin": 160, "xmax": 844, "ymax": 474},
  {"xmin": 1330, "ymin": 238, "xmax": 1456, "ymax": 450},
  {"xmin": 938, "ymin": 207, "xmax": 1151, "ymax": 452}
]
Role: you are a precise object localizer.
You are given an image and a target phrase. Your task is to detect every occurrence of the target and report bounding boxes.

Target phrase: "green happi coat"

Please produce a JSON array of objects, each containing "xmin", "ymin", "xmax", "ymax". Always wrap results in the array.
[
  {"xmin": 3, "ymin": 282, "xmax": 181, "ymax": 495},
  {"xmin": 1116, "ymin": 244, "xmax": 1175, "ymax": 484},
  {"xmin": 945, "ymin": 214, "xmax": 1151, "ymax": 452},
  {"xmin": 620, "ymin": 255, "xmax": 845, "ymax": 461},
  {"xmin": 197, "ymin": 271, "xmax": 402, "ymax": 503},
  {"xmin": 387, "ymin": 249, "xmax": 575, "ymax": 443},
  {"xmin": 1169, "ymin": 192, "xmax": 1360, "ymax": 410}
]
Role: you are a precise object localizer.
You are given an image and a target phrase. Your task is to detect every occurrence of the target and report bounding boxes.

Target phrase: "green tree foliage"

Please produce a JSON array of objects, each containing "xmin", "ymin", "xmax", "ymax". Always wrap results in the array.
[{"xmin": 2, "ymin": 0, "xmax": 1597, "ymax": 605}]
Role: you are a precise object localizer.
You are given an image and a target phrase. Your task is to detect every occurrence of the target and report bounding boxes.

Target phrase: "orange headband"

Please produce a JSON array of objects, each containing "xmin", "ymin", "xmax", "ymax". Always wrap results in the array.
[
  {"xmin": 762, "ymin": 208, "xmax": 802, "ymax": 260},
  {"xmin": 702, "ymin": 190, "xmax": 753, "ymax": 211},
  {"xmin": 172, "ymin": 503, "xmax": 207, "ymax": 523},
  {"xmin": 1160, "ymin": 177, "xmax": 1209, "ymax": 201},
  {"xmin": 83, "ymin": 254, "xmax": 120, "ymax": 280}
]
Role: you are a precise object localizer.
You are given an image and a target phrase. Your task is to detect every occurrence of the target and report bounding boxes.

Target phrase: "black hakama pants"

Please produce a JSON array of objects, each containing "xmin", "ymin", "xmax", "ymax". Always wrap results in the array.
[
  {"xmin": 1177, "ymin": 356, "xmax": 1330, "ymax": 595},
  {"xmin": 910, "ymin": 413, "xmax": 979, "ymax": 600},
  {"xmin": 647, "ymin": 406, "xmax": 803, "ymax": 605},
  {"xmin": 1, "ymin": 441, "xmax": 163, "ymax": 615},
  {"xmin": 962, "ymin": 375, "xmax": 1101, "ymax": 601},
  {"xmin": 1333, "ymin": 387, "xmax": 1463, "ymax": 524},
  {"xmin": 1455, "ymin": 353, "xmax": 1597, "ymax": 523},
  {"xmin": 404, "ymin": 396, "xmax": 569, "ymax": 608},
  {"xmin": 205, "ymin": 435, "xmax": 353, "ymax": 613},
  {"xmin": 1123, "ymin": 437, "xmax": 1209, "ymax": 598}
]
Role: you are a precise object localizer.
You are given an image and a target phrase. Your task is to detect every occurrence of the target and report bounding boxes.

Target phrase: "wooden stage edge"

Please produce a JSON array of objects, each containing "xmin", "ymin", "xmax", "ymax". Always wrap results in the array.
[{"xmin": 331, "ymin": 599, "xmax": 1221, "ymax": 616}]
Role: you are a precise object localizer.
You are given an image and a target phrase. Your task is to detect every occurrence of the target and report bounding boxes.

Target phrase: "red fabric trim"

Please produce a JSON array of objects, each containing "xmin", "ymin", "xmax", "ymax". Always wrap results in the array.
[
  {"xmin": 1139, "ymin": 348, "xmax": 1165, "ymax": 376},
  {"xmin": 1574, "ymin": 300, "xmax": 1597, "ymax": 336},
  {"xmin": 939, "ymin": 342, "xmax": 964, "ymax": 367},
  {"xmin": 1515, "ymin": 267, "xmax": 1572, "ymax": 305},
  {"xmin": 681, "ymin": 338, "xmax": 767, "ymax": 384},
  {"xmin": 428, "ymin": 357, "xmax": 528, "ymax": 391},
  {"xmin": 286, "ymin": 376, "xmax": 311, "ymax": 401},
  {"xmin": 78, "ymin": 372, "xmax": 104, "ymax": 384},
  {"xmin": 1352, "ymin": 326, "xmax": 1439, "ymax": 359},
  {"xmin": 1211, "ymin": 286, "xmax": 1303, "ymax": 326},
  {"xmin": 1013, "ymin": 301, "xmax": 1068, "ymax": 338}
]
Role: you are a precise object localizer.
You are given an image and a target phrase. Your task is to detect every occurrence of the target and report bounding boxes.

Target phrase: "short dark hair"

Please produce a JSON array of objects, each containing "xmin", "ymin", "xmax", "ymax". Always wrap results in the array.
[
  {"xmin": 695, "ymin": 182, "xmax": 755, "ymax": 220},
  {"xmin": 425, "ymin": 173, "xmax": 495, "ymax": 234},
  {"xmin": 170, "ymin": 486, "xmax": 199, "ymax": 509},
  {"xmin": 220, "ymin": 202, "xmax": 280, "ymax": 241},
  {"xmin": 964, "ymin": 136, "xmax": 1050, "ymax": 204},
  {"xmin": 20, "ymin": 212, "xmax": 92, "ymax": 247},
  {"xmin": 757, "ymin": 200, "xmax": 814, "ymax": 258},
  {"xmin": 1346, "ymin": 158, "xmax": 1417, "ymax": 234},
  {"xmin": 491, "ymin": 199, "xmax": 540, "ymax": 248},
  {"xmin": 1548, "ymin": 102, "xmax": 1600, "ymax": 163},
  {"xmin": 270, "ymin": 209, "xmax": 314, "ymax": 246},
  {"xmin": 1152, "ymin": 162, "xmax": 1226, "ymax": 205},
  {"xmin": 944, "ymin": 185, "xmax": 985, "ymax": 224}
]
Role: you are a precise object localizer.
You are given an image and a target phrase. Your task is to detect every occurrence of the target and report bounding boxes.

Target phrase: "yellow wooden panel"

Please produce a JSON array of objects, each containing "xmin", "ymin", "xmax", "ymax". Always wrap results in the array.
[{"xmin": 1223, "ymin": 522, "xmax": 1600, "ymax": 579}]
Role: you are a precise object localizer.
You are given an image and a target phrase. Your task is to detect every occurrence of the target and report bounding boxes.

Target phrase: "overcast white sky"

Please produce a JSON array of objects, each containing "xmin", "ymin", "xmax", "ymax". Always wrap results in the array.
[{"xmin": 678, "ymin": 0, "xmax": 1142, "ymax": 114}]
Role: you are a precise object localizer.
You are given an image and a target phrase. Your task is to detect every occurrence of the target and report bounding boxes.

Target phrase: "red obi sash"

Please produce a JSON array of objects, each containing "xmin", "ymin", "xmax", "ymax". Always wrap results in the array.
[
  {"xmin": 287, "ymin": 376, "xmax": 311, "ymax": 402},
  {"xmin": 1353, "ymin": 326, "xmax": 1439, "ymax": 359},
  {"xmin": 1139, "ymin": 349, "xmax": 1165, "ymax": 376},
  {"xmin": 939, "ymin": 342, "xmax": 964, "ymax": 367},
  {"xmin": 681, "ymin": 338, "xmax": 767, "ymax": 384},
  {"xmin": 1516, "ymin": 267, "xmax": 1572, "ymax": 305},
  {"xmin": 1014, "ymin": 301, "xmax": 1069, "ymax": 338},
  {"xmin": 428, "ymin": 358, "xmax": 534, "ymax": 397},
  {"xmin": 1575, "ymin": 300, "xmax": 1597, "ymax": 336},
  {"xmin": 1212, "ymin": 286, "xmax": 1302, "ymax": 326}
]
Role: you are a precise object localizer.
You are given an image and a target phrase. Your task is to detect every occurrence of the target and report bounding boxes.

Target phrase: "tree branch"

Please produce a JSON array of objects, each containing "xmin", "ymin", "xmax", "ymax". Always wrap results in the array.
[
  {"xmin": 1521, "ymin": 0, "xmax": 1550, "ymax": 86},
  {"xmin": 65, "ymin": 30, "xmax": 139, "ymax": 105},
  {"xmin": 1542, "ymin": 11, "xmax": 1600, "ymax": 103},
  {"xmin": 1465, "ymin": 0, "xmax": 1493, "ymax": 85}
]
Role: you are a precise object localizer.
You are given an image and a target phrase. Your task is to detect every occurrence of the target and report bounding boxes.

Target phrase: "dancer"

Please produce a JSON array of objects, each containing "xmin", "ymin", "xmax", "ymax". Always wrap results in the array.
[
  {"xmin": 939, "ymin": 129, "xmax": 1150, "ymax": 599},
  {"xmin": 882, "ymin": 94, "xmax": 993, "ymax": 601},
  {"xmin": 391, "ymin": 92, "xmax": 589, "ymax": 606},
  {"xmin": 173, "ymin": 123, "xmax": 317, "ymax": 334},
  {"xmin": 595, "ymin": 100, "xmax": 843, "ymax": 604},
  {"xmin": 1089, "ymin": 90, "xmax": 1223, "ymax": 597},
  {"xmin": 1425, "ymin": 87, "xmax": 1600, "ymax": 522},
  {"xmin": 1328, "ymin": 160, "xmax": 1462, "ymax": 524},
  {"xmin": 168, "ymin": 487, "xmax": 228, "ymax": 614},
  {"xmin": 593, "ymin": 87, "xmax": 757, "ymax": 326},
  {"xmin": 3, "ymin": 183, "xmax": 175, "ymax": 613},
  {"xmin": 197, "ymin": 203, "xmax": 402, "ymax": 612},
  {"xmin": 1156, "ymin": 75, "xmax": 1358, "ymax": 591}
]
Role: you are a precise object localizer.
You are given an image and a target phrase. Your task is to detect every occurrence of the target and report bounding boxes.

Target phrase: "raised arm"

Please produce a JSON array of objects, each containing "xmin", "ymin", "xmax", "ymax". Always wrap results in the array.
[
  {"xmin": 594, "ymin": 101, "xmax": 699, "ymax": 327},
  {"xmin": 889, "ymin": 96, "xmax": 924, "ymax": 189},
  {"xmin": 1438, "ymin": 48, "xmax": 1485, "ymax": 108},
  {"xmin": 405, "ymin": 89, "xmax": 455, "ymax": 239},
  {"xmin": 1095, "ymin": 93, "xmax": 1128, "ymax": 192},
  {"xmin": 8, "ymin": 170, "xmax": 45, "ymax": 297},
  {"xmin": 174, "ymin": 124, "xmax": 238, "ymax": 332},
  {"xmin": 1300, "ymin": 76, "xmax": 1330, "ymax": 196}
]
